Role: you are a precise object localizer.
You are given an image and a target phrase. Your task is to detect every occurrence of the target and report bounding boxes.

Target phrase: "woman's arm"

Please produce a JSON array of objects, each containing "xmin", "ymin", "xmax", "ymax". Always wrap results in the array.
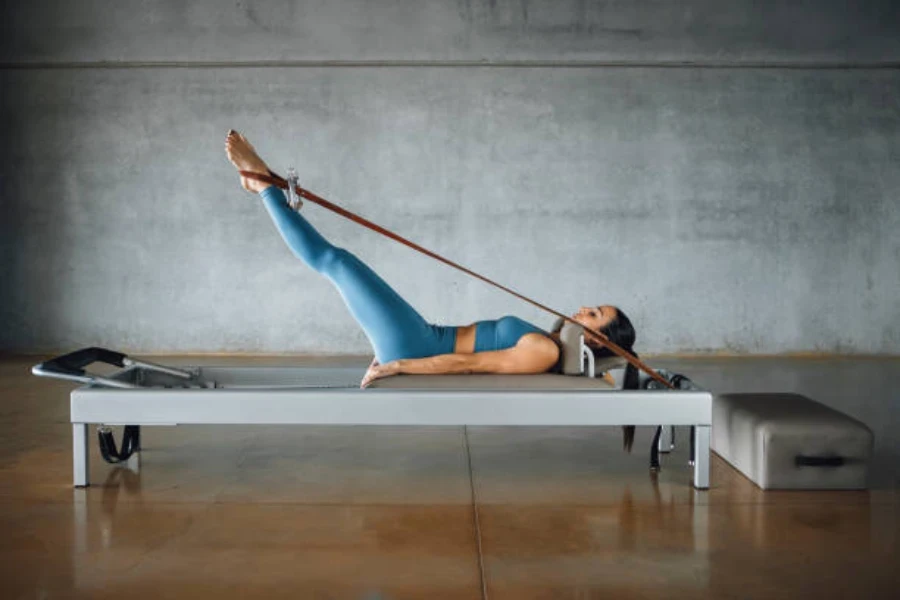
[
  {"xmin": 361, "ymin": 334, "xmax": 559, "ymax": 387},
  {"xmin": 398, "ymin": 342, "xmax": 557, "ymax": 375}
]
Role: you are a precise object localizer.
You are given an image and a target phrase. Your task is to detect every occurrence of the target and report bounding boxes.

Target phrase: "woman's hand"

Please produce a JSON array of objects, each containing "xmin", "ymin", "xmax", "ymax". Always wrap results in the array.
[{"xmin": 360, "ymin": 358, "xmax": 401, "ymax": 388}]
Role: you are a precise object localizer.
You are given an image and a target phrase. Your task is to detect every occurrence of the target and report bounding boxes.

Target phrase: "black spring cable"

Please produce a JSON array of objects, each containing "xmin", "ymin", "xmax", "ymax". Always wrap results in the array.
[
  {"xmin": 650, "ymin": 426, "xmax": 662, "ymax": 471},
  {"xmin": 97, "ymin": 425, "xmax": 141, "ymax": 464},
  {"xmin": 646, "ymin": 372, "xmax": 691, "ymax": 471}
]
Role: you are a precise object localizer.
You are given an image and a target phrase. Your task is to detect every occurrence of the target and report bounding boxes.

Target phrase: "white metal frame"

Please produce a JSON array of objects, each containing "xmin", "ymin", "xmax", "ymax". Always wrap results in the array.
[{"xmin": 68, "ymin": 365, "xmax": 711, "ymax": 490}]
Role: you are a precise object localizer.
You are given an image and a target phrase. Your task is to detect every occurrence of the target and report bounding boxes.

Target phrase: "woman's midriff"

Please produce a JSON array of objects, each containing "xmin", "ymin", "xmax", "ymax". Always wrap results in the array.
[{"xmin": 454, "ymin": 324, "xmax": 477, "ymax": 354}]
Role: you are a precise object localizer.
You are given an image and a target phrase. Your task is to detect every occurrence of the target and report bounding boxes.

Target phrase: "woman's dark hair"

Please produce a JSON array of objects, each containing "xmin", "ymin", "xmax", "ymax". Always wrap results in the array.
[{"xmin": 560, "ymin": 307, "xmax": 639, "ymax": 453}]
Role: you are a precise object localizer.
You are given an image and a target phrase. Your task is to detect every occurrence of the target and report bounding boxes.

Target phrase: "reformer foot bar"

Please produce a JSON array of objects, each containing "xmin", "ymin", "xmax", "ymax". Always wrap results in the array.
[{"xmin": 33, "ymin": 347, "xmax": 712, "ymax": 490}]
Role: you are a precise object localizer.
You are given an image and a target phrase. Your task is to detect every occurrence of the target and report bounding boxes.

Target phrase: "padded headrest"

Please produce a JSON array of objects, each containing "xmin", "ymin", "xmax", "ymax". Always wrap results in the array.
[{"xmin": 552, "ymin": 318, "xmax": 628, "ymax": 376}]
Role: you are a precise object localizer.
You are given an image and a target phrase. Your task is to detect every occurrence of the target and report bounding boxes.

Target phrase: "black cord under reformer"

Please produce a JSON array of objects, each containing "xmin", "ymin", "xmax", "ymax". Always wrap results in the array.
[{"xmin": 98, "ymin": 425, "xmax": 141, "ymax": 463}]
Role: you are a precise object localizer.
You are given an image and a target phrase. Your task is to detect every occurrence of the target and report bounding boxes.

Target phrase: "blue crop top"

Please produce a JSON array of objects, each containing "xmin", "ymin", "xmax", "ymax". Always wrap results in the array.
[{"xmin": 473, "ymin": 316, "xmax": 547, "ymax": 352}]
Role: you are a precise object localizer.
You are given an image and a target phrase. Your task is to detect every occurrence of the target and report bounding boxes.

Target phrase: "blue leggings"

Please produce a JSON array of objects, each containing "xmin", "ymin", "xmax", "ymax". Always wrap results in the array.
[{"xmin": 260, "ymin": 186, "xmax": 456, "ymax": 363}]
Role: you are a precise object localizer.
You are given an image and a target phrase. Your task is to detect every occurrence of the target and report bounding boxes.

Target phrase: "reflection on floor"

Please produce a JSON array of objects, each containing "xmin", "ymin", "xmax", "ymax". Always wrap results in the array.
[{"xmin": 2, "ymin": 355, "xmax": 898, "ymax": 599}]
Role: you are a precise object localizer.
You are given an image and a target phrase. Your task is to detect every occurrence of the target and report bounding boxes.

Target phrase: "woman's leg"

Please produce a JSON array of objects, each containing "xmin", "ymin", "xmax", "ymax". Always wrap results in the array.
[
  {"xmin": 222, "ymin": 130, "xmax": 451, "ymax": 361},
  {"xmin": 259, "ymin": 186, "xmax": 454, "ymax": 362}
]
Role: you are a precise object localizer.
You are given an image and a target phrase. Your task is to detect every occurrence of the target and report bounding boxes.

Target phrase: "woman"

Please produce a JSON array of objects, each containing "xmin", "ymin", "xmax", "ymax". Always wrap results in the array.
[{"xmin": 224, "ymin": 131, "xmax": 639, "ymax": 396}]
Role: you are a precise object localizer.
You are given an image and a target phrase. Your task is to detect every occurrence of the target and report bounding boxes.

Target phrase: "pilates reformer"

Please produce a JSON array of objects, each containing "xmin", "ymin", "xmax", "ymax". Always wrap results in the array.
[
  {"xmin": 31, "ymin": 164, "xmax": 711, "ymax": 489},
  {"xmin": 32, "ymin": 324, "xmax": 712, "ymax": 490}
]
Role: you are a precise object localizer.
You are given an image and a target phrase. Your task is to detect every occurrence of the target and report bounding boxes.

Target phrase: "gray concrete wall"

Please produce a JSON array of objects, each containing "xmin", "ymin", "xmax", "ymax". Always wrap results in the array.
[
  {"xmin": 3, "ymin": 0, "xmax": 899, "ymax": 64},
  {"xmin": 1, "ymin": 1, "xmax": 899, "ymax": 355}
]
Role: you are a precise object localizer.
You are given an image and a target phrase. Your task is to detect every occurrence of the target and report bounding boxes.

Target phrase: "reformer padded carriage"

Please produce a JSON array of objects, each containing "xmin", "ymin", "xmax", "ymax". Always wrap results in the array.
[{"xmin": 33, "ymin": 336, "xmax": 712, "ymax": 490}]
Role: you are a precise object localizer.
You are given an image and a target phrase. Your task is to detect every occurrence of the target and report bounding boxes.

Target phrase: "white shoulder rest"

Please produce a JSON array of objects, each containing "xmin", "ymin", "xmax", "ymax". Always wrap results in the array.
[{"xmin": 553, "ymin": 319, "xmax": 627, "ymax": 377}]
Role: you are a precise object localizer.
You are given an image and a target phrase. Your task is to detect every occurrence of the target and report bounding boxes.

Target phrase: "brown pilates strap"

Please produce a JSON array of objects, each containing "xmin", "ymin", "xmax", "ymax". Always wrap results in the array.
[{"xmin": 240, "ymin": 169, "xmax": 673, "ymax": 389}]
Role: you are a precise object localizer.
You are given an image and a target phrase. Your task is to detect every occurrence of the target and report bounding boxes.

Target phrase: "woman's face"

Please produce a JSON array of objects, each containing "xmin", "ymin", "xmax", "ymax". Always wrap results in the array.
[{"xmin": 572, "ymin": 305, "xmax": 617, "ymax": 332}]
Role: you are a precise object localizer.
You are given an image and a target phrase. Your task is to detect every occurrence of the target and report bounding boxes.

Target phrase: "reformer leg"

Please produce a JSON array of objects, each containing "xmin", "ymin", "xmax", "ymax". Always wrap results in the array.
[
  {"xmin": 73, "ymin": 423, "xmax": 89, "ymax": 488},
  {"xmin": 658, "ymin": 425, "xmax": 674, "ymax": 453},
  {"xmin": 689, "ymin": 426, "xmax": 696, "ymax": 465},
  {"xmin": 693, "ymin": 425, "xmax": 710, "ymax": 490}
]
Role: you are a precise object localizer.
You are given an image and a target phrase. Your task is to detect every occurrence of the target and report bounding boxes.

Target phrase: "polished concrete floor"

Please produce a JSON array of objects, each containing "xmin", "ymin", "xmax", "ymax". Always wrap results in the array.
[{"xmin": 2, "ymin": 354, "xmax": 898, "ymax": 599}]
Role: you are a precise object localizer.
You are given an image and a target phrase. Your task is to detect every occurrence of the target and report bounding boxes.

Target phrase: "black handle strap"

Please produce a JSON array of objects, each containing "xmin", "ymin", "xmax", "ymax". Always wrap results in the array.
[
  {"xmin": 36, "ymin": 347, "xmax": 127, "ymax": 378},
  {"xmin": 98, "ymin": 426, "xmax": 141, "ymax": 464}
]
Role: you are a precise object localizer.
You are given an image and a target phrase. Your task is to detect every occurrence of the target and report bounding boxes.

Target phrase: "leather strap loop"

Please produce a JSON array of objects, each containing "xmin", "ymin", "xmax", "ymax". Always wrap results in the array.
[{"xmin": 239, "ymin": 169, "xmax": 672, "ymax": 389}]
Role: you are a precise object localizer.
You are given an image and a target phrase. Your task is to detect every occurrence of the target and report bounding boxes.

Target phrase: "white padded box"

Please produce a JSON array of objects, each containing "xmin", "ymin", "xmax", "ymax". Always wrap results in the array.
[{"xmin": 712, "ymin": 393, "xmax": 873, "ymax": 490}]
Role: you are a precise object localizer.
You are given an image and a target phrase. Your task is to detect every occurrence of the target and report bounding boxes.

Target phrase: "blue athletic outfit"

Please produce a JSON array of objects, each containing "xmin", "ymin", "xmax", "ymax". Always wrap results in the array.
[
  {"xmin": 472, "ymin": 316, "xmax": 545, "ymax": 353},
  {"xmin": 259, "ymin": 186, "xmax": 548, "ymax": 363}
]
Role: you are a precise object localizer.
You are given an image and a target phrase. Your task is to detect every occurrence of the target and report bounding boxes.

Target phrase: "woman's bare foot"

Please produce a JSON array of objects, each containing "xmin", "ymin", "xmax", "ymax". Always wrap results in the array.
[{"xmin": 224, "ymin": 130, "xmax": 272, "ymax": 193}]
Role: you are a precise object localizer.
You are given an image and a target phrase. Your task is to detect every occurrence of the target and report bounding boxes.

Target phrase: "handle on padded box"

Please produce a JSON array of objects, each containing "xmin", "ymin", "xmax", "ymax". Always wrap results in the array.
[{"xmin": 795, "ymin": 455, "xmax": 845, "ymax": 467}]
